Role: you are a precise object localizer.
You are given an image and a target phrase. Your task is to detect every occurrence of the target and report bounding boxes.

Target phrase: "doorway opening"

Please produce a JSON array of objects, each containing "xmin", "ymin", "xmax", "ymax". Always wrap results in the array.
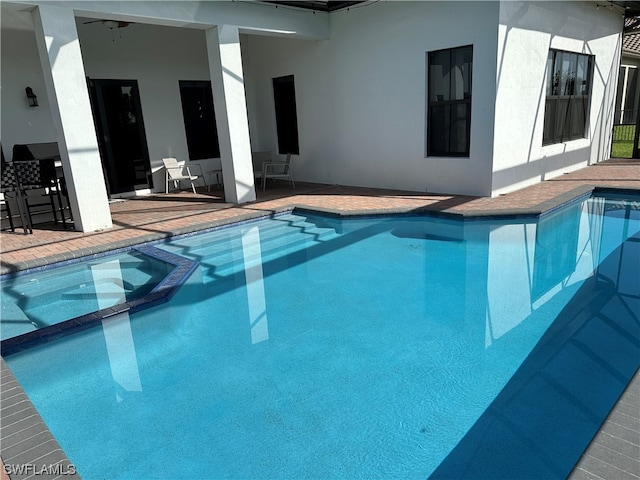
[
  {"xmin": 88, "ymin": 79, "xmax": 153, "ymax": 196},
  {"xmin": 272, "ymin": 75, "xmax": 300, "ymax": 155}
]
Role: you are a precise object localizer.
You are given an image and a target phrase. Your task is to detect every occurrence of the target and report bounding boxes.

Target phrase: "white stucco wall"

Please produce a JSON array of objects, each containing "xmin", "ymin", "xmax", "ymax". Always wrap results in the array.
[
  {"xmin": 244, "ymin": 1, "xmax": 500, "ymax": 196},
  {"xmin": 1, "ymin": 9, "xmax": 57, "ymax": 158},
  {"xmin": 492, "ymin": 1, "xmax": 623, "ymax": 195},
  {"xmin": 77, "ymin": 21, "xmax": 216, "ymax": 189},
  {"xmin": 1, "ymin": 1, "xmax": 625, "ymax": 199}
]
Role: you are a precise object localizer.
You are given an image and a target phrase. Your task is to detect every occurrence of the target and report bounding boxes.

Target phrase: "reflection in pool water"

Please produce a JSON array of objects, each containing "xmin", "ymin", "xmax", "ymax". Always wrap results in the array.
[
  {"xmin": 3, "ymin": 195, "xmax": 639, "ymax": 479},
  {"xmin": 0, "ymin": 251, "xmax": 175, "ymax": 341}
]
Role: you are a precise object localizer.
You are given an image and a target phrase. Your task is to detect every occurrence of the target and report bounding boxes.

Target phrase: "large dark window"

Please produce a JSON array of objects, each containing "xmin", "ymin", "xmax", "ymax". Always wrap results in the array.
[
  {"xmin": 427, "ymin": 45, "xmax": 473, "ymax": 157},
  {"xmin": 179, "ymin": 81, "xmax": 219, "ymax": 160},
  {"xmin": 273, "ymin": 75, "xmax": 300, "ymax": 155},
  {"xmin": 543, "ymin": 50, "xmax": 594, "ymax": 145}
]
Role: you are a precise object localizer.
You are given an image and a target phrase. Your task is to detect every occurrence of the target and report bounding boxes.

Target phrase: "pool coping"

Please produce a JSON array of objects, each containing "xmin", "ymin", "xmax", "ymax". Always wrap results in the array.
[
  {"xmin": 0, "ymin": 358, "xmax": 80, "ymax": 480},
  {"xmin": 0, "ymin": 246, "xmax": 198, "ymax": 356}
]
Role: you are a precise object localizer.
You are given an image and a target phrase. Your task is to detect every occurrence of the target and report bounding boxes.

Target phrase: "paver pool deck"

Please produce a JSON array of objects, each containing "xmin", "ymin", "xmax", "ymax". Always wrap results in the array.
[{"xmin": 1, "ymin": 157, "xmax": 638, "ymax": 479}]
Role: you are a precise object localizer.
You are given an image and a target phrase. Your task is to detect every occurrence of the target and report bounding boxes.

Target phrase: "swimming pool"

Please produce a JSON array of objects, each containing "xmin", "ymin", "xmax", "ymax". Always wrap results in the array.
[{"xmin": 3, "ymin": 193, "xmax": 639, "ymax": 479}]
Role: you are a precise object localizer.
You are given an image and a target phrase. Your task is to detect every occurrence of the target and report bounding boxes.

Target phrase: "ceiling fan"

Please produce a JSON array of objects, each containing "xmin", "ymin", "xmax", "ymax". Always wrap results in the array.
[{"xmin": 83, "ymin": 19, "xmax": 134, "ymax": 29}]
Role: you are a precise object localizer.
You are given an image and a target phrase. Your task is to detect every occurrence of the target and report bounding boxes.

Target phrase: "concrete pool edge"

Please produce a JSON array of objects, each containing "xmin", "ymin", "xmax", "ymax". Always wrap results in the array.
[
  {"xmin": 0, "ymin": 358, "xmax": 80, "ymax": 480},
  {"xmin": 569, "ymin": 368, "xmax": 640, "ymax": 479}
]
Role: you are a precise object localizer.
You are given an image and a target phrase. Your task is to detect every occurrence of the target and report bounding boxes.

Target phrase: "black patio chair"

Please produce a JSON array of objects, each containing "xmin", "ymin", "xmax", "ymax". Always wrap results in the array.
[
  {"xmin": 13, "ymin": 157, "xmax": 71, "ymax": 230},
  {"xmin": 1, "ymin": 148, "xmax": 32, "ymax": 234}
]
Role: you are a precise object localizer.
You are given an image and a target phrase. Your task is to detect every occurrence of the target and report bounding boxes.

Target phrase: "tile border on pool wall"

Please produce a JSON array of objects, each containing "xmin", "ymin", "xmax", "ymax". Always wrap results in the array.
[{"xmin": 0, "ymin": 246, "xmax": 198, "ymax": 356}]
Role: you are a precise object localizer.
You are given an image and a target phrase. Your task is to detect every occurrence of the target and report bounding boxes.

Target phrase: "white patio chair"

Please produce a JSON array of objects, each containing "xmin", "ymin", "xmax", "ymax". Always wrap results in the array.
[
  {"xmin": 162, "ymin": 157, "xmax": 207, "ymax": 194},
  {"xmin": 260, "ymin": 153, "xmax": 295, "ymax": 191},
  {"xmin": 252, "ymin": 151, "xmax": 273, "ymax": 181}
]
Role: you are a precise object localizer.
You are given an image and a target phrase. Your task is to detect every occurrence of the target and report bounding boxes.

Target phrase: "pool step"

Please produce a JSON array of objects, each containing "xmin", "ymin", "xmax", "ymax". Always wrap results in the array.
[
  {"xmin": 1, "ymin": 246, "xmax": 199, "ymax": 349},
  {"xmin": 13, "ymin": 263, "xmax": 159, "ymax": 313},
  {"xmin": 162, "ymin": 213, "xmax": 328, "ymax": 258},
  {"xmin": 6, "ymin": 256, "xmax": 163, "ymax": 309},
  {"xmin": 159, "ymin": 213, "xmax": 340, "ymax": 280},
  {"xmin": 60, "ymin": 278, "xmax": 135, "ymax": 301},
  {"xmin": 22, "ymin": 277, "xmax": 136, "ymax": 328},
  {"xmin": 204, "ymin": 225, "xmax": 338, "ymax": 279}
]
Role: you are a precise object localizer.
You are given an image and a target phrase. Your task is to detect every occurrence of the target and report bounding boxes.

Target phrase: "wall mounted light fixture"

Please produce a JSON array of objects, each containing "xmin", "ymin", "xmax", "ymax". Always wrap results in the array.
[{"xmin": 25, "ymin": 87, "xmax": 38, "ymax": 107}]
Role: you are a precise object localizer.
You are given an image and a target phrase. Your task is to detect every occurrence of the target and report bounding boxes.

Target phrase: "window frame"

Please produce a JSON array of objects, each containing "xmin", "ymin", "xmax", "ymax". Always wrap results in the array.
[
  {"xmin": 426, "ymin": 44, "xmax": 473, "ymax": 158},
  {"xmin": 542, "ymin": 49, "xmax": 594, "ymax": 146}
]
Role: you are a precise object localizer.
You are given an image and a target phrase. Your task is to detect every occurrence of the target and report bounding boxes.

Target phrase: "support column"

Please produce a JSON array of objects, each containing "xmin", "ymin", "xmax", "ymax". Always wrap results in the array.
[
  {"xmin": 31, "ymin": 5, "xmax": 112, "ymax": 232},
  {"xmin": 206, "ymin": 25, "xmax": 256, "ymax": 204}
]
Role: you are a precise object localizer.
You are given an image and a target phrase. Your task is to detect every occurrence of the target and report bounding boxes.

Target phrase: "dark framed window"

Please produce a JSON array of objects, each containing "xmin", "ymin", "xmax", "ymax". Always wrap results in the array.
[
  {"xmin": 179, "ymin": 81, "xmax": 219, "ymax": 160},
  {"xmin": 273, "ymin": 75, "xmax": 300, "ymax": 155},
  {"xmin": 427, "ymin": 45, "xmax": 473, "ymax": 157},
  {"xmin": 543, "ymin": 50, "xmax": 594, "ymax": 145}
]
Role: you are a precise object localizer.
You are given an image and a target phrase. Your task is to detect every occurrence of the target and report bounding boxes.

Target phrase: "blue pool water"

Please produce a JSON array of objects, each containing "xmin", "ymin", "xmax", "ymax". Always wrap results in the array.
[
  {"xmin": 0, "ymin": 251, "xmax": 174, "ymax": 341},
  {"xmin": 3, "ymin": 194, "xmax": 640, "ymax": 479}
]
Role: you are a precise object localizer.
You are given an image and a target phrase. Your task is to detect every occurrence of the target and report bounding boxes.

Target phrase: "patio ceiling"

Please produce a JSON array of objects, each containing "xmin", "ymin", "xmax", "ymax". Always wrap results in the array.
[
  {"xmin": 262, "ymin": 1, "xmax": 365, "ymax": 12},
  {"xmin": 264, "ymin": 0, "xmax": 640, "ymax": 17},
  {"xmin": 614, "ymin": 0, "xmax": 640, "ymax": 17}
]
